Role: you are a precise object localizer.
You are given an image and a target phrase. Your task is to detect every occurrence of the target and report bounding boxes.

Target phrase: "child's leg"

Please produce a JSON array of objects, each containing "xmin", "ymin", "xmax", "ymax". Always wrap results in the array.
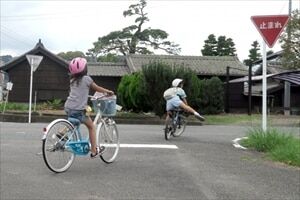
[
  {"xmin": 179, "ymin": 102, "xmax": 196, "ymax": 114},
  {"xmin": 179, "ymin": 102, "xmax": 205, "ymax": 121},
  {"xmin": 84, "ymin": 116, "xmax": 97, "ymax": 154}
]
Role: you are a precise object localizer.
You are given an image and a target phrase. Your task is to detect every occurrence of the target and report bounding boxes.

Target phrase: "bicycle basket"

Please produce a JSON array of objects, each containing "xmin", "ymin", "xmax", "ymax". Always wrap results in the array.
[{"xmin": 92, "ymin": 95, "xmax": 117, "ymax": 116}]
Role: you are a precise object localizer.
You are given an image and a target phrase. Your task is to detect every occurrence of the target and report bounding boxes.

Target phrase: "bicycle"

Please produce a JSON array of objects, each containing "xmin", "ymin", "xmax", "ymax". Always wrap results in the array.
[
  {"xmin": 42, "ymin": 92, "xmax": 120, "ymax": 173},
  {"xmin": 164, "ymin": 108, "xmax": 187, "ymax": 140}
]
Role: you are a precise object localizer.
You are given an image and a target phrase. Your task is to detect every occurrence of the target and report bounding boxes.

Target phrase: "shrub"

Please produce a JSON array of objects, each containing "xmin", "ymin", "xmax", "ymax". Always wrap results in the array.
[
  {"xmin": 142, "ymin": 61, "xmax": 175, "ymax": 117},
  {"xmin": 118, "ymin": 61, "xmax": 224, "ymax": 116},
  {"xmin": 117, "ymin": 73, "xmax": 151, "ymax": 112},
  {"xmin": 46, "ymin": 99, "xmax": 63, "ymax": 110},
  {"xmin": 117, "ymin": 75, "xmax": 135, "ymax": 110},
  {"xmin": 199, "ymin": 77, "xmax": 224, "ymax": 114}
]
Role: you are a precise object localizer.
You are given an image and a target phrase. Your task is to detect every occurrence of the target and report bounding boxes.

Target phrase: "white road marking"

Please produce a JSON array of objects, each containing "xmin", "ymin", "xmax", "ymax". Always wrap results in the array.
[
  {"xmin": 36, "ymin": 144, "xmax": 179, "ymax": 155},
  {"xmin": 232, "ymin": 137, "xmax": 248, "ymax": 150},
  {"xmin": 120, "ymin": 144, "xmax": 178, "ymax": 149}
]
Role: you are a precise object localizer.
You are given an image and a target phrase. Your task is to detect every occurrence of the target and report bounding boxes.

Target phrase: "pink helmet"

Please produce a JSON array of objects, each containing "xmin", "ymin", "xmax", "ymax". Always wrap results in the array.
[{"xmin": 69, "ymin": 57, "xmax": 87, "ymax": 75}]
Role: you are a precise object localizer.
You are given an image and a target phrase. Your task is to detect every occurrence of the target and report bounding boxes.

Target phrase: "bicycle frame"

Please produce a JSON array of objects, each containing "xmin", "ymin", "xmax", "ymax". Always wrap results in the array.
[
  {"xmin": 42, "ymin": 93, "xmax": 120, "ymax": 173},
  {"xmin": 164, "ymin": 108, "xmax": 187, "ymax": 140}
]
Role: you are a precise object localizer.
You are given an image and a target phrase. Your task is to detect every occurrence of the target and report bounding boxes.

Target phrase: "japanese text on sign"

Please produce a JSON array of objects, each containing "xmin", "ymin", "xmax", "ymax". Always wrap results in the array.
[{"xmin": 259, "ymin": 21, "xmax": 282, "ymax": 30}]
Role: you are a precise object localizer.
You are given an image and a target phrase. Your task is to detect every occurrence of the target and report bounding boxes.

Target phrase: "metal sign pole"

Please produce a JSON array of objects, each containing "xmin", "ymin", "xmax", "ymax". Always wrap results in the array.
[
  {"xmin": 26, "ymin": 54, "xmax": 43, "ymax": 123},
  {"xmin": 262, "ymin": 41, "xmax": 267, "ymax": 131},
  {"xmin": 29, "ymin": 58, "xmax": 33, "ymax": 123}
]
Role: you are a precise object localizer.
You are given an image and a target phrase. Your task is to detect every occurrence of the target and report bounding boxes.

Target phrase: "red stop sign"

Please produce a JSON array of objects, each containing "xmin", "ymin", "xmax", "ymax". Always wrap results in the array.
[{"xmin": 251, "ymin": 15, "xmax": 289, "ymax": 48}]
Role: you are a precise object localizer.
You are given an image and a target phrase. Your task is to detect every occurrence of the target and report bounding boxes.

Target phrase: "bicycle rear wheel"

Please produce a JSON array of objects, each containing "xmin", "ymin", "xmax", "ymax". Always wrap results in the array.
[
  {"xmin": 164, "ymin": 117, "xmax": 173, "ymax": 140},
  {"xmin": 98, "ymin": 120, "xmax": 119, "ymax": 163},
  {"xmin": 42, "ymin": 119, "xmax": 77, "ymax": 173},
  {"xmin": 172, "ymin": 115, "xmax": 187, "ymax": 137}
]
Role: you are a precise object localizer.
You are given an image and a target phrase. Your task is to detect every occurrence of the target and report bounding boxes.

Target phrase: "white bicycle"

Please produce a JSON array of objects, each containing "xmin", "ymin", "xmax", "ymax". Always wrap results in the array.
[{"xmin": 42, "ymin": 93, "xmax": 120, "ymax": 173}]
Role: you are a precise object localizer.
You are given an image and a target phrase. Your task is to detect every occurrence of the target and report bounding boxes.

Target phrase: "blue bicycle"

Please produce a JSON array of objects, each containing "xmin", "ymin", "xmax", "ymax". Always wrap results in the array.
[{"xmin": 42, "ymin": 93, "xmax": 120, "ymax": 173}]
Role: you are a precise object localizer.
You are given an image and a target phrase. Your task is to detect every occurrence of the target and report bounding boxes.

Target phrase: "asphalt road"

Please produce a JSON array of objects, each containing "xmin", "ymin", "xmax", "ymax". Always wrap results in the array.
[{"xmin": 1, "ymin": 122, "xmax": 299, "ymax": 200}]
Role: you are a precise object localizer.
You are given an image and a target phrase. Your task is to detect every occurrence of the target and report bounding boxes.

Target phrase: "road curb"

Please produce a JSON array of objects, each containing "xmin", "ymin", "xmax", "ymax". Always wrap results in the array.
[{"xmin": 0, "ymin": 113, "xmax": 203, "ymax": 125}]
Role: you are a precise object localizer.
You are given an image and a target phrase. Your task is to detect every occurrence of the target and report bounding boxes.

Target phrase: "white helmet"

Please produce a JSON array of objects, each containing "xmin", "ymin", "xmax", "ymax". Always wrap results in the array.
[{"xmin": 172, "ymin": 78, "xmax": 183, "ymax": 87}]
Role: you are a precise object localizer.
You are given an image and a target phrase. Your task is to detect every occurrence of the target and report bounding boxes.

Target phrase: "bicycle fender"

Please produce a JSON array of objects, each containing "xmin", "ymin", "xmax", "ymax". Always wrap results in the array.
[{"xmin": 42, "ymin": 119, "xmax": 74, "ymax": 140}]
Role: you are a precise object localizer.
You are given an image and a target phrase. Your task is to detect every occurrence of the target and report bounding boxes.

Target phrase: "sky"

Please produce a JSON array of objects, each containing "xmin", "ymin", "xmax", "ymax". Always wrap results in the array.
[{"xmin": 1, "ymin": 0, "xmax": 299, "ymax": 61}]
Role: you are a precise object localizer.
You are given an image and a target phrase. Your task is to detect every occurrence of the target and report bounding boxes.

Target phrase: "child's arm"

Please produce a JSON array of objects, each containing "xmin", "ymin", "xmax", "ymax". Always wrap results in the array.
[{"xmin": 90, "ymin": 82, "xmax": 114, "ymax": 95}]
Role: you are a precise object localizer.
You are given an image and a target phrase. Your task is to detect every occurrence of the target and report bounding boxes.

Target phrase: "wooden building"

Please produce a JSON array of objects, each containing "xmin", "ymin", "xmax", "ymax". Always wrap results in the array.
[
  {"xmin": 0, "ymin": 40, "xmax": 70, "ymax": 102},
  {"xmin": 1, "ymin": 41, "xmax": 248, "ymax": 110}
]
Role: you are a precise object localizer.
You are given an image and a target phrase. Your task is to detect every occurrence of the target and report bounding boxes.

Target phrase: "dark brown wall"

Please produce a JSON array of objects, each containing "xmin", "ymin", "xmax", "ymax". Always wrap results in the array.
[
  {"xmin": 227, "ymin": 82, "xmax": 248, "ymax": 109},
  {"xmin": 91, "ymin": 76, "xmax": 121, "ymax": 94},
  {"xmin": 7, "ymin": 55, "xmax": 69, "ymax": 102},
  {"xmin": 291, "ymin": 86, "xmax": 300, "ymax": 107}
]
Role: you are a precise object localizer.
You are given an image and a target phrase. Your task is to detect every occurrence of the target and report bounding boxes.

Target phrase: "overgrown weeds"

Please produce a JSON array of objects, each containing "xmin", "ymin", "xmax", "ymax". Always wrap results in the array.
[{"xmin": 242, "ymin": 128, "xmax": 300, "ymax": 167}]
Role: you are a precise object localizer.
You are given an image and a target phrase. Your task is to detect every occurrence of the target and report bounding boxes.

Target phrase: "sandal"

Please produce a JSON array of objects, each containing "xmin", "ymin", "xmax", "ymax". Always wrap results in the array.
[{"xmin": 90, "ymin": 146, "xmax": 105, "ymax": 159}]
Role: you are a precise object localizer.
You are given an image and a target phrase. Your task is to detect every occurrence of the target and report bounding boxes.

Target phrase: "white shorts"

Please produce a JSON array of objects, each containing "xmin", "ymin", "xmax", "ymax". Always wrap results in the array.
[{"xmin": 166, "ymin": 96, "xmax": 182, "ymax": 111}]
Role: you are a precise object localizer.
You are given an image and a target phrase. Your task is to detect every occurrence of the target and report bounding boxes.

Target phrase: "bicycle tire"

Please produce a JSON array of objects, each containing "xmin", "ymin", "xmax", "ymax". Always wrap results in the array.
[
  {"xmin": 98, "ymin": 120, "xmax": 120, "ymax": 163},
  {"xmin": 42, "ymin": 119, "xmax": 77, "ymax": 173},
  {"xmin": 164, "ymin": 117, "xmax": 173, "ymax": 140},
  {"xmin": 172, "ymin": 115, "xmax": 187, "ymax": 137}
]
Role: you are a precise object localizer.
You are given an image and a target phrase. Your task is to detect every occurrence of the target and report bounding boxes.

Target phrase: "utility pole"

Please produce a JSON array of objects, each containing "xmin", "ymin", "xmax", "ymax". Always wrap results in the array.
[{"xmin": 284, "ymin": 0, "xmax": 292, "ymax": 116}]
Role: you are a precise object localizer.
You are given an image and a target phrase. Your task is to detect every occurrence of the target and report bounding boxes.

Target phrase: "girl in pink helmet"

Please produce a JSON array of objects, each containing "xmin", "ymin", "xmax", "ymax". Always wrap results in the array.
[{"xmin": 64, "ymin": 57, "xmax": 114, "ymax": 158}]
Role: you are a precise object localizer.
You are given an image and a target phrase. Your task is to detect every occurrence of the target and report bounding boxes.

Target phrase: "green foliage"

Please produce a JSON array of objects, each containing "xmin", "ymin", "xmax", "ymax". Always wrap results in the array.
[
  {"xmin": 0, "ymin": 102, "xmax": 28, "ymax": 111},
  {"xmin": 242, "ymin": 128, "xmax": 300, "ymax": 167},
  {"xmin": 88, "ymin": 0, "xmax": 180, "ymax": 58},
  {"xmin": 243, "ymin": 128, "xmax": 291, "ymax": 152},
  {"xmin": 280, "ymin": 9, "xmax": 300, "ymax": 69},
  {"xmin": 198, "ymin": 77, "xmax": 224, "ymax": 114},
  {"xmin": 201, "ymin": 34, "xmax": 218, "ymax": 56},
  {"xmin": 142, "ymin": 62, "xmax": 224, "ymax": 116},
  {"xmin": 243, "ymin": 40, "xmax": 261, "ymax": 66},
  {"xmin": 45, "ymin": 99, "xmax": 63, "ymax": 110},
  {"xmin": 117, "ymin": 73, "xmax": 151, "ymax": 112},
  {"xmin": 97, "ymin": 53, "xmax": 120, "ymax": 62},
  {"xmin": 142, "ymin": 61, "xmax": 175, "ymax": 117},
  {"xmin": 117, "ymin": 61, "xmax": 224, "ymax": 116},
  {"xmin": 270, "ymin": 138, "xmax": 300, "ymax": 166},
  {"xmin": 117, "ymin": 75, "xmax": 134, "ymax": 110},
  {"xmin": 201, "ymin": 34, "xmax": 236, "ymax": 56},
  {"xmin": 57, "ymin": 51, "xmax": 86, "ymax": 61}
]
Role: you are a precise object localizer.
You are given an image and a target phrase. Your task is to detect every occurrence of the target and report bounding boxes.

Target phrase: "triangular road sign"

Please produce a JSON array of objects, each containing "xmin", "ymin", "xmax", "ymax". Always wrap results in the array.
[
  {"xmin": 251, "ymin": 15, "xmax": 289, "ymax": 48},
  {"xmin": 26, "ymin": 54, "xmax": 43, "ymax": 72}
]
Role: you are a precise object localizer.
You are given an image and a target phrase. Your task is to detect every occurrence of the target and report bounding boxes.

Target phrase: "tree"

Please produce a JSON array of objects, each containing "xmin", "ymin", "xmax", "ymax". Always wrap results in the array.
[
  {"xmin": 201, "ymin": 34, "xmax": 218, "ymax": 56},
  {"xmin": 57, "ymin": 51, "xmax": 85, "ymax": 61},
  {"xmin": 88, "ymin": 0, "xmax": 180, "ymax": 58},
  {"xmin": 201, "ymin": 34, "xmax": 236, "ymax": 56},
  {"xmin": 97, "ymin": 53, "xmax": 121, "ymax": 62},
  {"xmin": 243, "ymin": 40, "xmax": 261, "ymax": 66},
  {"xmin": 280, "ymin": 9, "xmax": 300, "ymax": 69}
]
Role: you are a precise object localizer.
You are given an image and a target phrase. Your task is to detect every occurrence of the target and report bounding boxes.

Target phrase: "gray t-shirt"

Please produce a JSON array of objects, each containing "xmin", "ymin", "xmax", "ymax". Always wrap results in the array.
[{"xmin": 64, "ymin": 75, "xmax": 93, "ymax": 110}]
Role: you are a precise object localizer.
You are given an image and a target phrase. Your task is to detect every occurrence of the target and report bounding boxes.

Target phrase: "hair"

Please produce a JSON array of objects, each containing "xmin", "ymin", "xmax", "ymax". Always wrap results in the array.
[{"xmin": 70, "ymin": 66, "xmax": 87, "ymax": 86}]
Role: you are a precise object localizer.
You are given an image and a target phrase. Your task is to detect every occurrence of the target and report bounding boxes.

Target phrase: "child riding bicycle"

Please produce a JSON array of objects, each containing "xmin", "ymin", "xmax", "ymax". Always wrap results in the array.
[
  {"xmin": 64, "ymin": 57, "xmax": 114, "ymax": 158},
  {"xmin": 164, "ymin": 78, "xmax": 205, "ymax": 124}
]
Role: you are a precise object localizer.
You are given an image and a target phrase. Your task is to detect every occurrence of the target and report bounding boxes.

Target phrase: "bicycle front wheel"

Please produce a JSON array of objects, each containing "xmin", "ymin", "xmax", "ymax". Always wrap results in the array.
[
  {"xmin": 98, "ymin": 120, "xmax": 120, "ymax": 163},
  {"xmin": 42, "ymin": 119, "xmax": 77, "ymax": 173},
  {"xmin": 172, "ymin": 115, "xmax": 187, "ymax": 137}
]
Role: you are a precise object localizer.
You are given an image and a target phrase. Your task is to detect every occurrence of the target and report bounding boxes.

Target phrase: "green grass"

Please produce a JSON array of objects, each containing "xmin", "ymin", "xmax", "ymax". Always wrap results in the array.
[
  {"xmin": 0, "ymin": 102, "xmax": 29, "ymax": 111},
  {"xmin": 204, "ymin": 114, "xmax": 260, "ymax": 125},
  {"xmin": 242, "ymin": 128, "xmax": 300, "ymax": 167}
]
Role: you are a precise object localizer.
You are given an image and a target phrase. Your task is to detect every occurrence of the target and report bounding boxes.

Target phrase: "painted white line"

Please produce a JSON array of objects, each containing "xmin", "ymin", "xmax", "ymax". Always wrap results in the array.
[
  {"xmin": 120, "ymin": 144, "xmax": 179, "ymax": 149},
  {"xmin": 232, "ymin": 137, "xmax": 248, "ymax": 150}
]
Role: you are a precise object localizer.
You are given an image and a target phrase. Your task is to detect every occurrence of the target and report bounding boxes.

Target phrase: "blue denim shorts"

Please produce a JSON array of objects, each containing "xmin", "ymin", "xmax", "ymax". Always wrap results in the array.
[
  {"xmin": 64, "ymin": 108, "xmax": 87, "ymax": 123},
  {"xmin": 166, "ymin": 96, "xmax": 183, "ymax": 111}
]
